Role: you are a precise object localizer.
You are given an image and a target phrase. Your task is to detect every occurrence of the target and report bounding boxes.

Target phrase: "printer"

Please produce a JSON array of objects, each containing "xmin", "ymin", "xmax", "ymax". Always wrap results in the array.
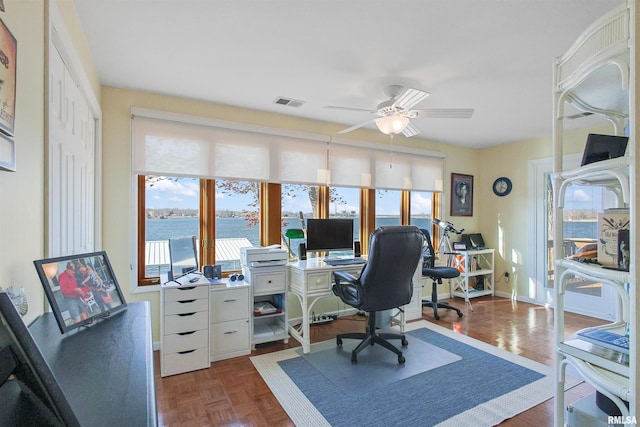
[{"xmin": 240, "ymin": 246, "xmax": 288, "ymax": 268}]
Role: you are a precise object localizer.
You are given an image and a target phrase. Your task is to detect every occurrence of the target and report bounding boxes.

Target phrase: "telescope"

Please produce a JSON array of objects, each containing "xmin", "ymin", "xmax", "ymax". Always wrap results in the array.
[{"xmin": 433, "ymin": 218, "xmax": 464, "ymax": 235}]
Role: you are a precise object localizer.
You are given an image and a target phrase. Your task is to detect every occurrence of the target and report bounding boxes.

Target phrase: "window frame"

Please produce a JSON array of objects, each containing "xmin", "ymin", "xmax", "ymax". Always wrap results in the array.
[{"xmin": 136, "ymin": 178, "xmax": 441, "ymax": 285}]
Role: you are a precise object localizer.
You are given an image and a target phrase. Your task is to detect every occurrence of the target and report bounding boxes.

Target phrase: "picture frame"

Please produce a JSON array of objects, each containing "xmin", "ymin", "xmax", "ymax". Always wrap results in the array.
[
  {"xmin": 0, "ymin": 131, "xmax": 14, "ymax": 171},
  {"xmin": 0, "ymin": 17, "xmax": 16, "ymax": 136},
  {"xmin": 451, "ymin": 173, "xmax": 474, "ymax": 216},
  {"xmin": 33, "ymin": 251, "xmax": 127, "ymax": 334}
]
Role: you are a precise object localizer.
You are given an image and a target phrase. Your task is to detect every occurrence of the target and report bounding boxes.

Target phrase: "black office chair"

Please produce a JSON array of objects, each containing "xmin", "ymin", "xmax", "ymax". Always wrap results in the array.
[
  {"xmin": 332, "ymin": 226, "xmax": 424, "ymax": 364},
  {"xmin": 420, "ymin": 228, "xmax": 463, "ymax": 320}
]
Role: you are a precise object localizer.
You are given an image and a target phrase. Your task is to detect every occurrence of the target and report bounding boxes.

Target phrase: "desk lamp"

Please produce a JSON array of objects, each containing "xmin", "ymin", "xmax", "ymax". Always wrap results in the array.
[{"xmin": 284, "ymin": 228, "xmax": 305, "ymax": 260}]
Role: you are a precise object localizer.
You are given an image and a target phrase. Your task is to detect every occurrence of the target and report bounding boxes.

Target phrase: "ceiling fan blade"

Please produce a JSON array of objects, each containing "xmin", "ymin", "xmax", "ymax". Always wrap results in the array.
[
  {"xmin": 324, "ymin": 105, "xmax": 377, "ymax": 114},
  {"xmin": 337, "ymin": 118, "xmax": 376, "ymax": 134},
  {"xmin": 392, "ymin": 88, "xmax": 430, "ymax": 110},
  {"xmin": 411, "ymin": 108, "xmax": 474, "ymax": 119},
  {"xmin": 402, "ymin": 122, "xmax": 420, "ymax": 138}
]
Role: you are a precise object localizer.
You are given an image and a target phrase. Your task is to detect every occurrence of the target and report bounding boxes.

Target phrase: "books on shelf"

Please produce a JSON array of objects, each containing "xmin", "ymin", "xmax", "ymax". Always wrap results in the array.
[
  {"xmin": 597, "ymin": 208, "xmax": 629, "ymax": 267},
  {"xmin": 576, "ymin": 328, "xmax": 629, "ymax": 355}
]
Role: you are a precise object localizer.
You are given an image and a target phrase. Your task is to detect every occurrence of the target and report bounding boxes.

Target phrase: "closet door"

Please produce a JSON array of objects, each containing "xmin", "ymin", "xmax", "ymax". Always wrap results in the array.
[{"xmin": 48, "ymin": 44, "xmax": 95, "ymax": 256}]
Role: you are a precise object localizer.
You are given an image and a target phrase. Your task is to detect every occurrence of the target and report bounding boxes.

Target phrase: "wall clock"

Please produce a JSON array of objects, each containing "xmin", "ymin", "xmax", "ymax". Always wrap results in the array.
[{"xmin": 492, "ymin": 177, "xmax": 512, "ymax": 196}]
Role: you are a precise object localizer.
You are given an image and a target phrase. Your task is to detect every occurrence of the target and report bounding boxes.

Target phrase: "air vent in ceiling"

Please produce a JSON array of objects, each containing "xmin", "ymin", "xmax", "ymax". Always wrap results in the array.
[{"xmin": 273, "ymin": 97, "xmax": 305, "ymax": 108}]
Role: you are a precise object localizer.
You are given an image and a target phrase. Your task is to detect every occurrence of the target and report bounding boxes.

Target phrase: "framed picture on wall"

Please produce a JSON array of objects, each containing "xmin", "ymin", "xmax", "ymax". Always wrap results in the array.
[
  {"xmin": 0, "ymin": 17, "xmax": 16, "ymax": 136},
  {"xmin": 451, "ymin": 173, "xmax": 473, "ymax": 216}
]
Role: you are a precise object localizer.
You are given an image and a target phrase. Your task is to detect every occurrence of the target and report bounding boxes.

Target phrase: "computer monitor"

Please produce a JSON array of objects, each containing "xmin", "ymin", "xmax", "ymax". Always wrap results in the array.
[
  {"xmin": 305, "ymin": 219, "xmax": 354, "ymax": 252},
  {"xmin": 580, "ymin": 133, "xmax": 629, "ymax": 166},
  {"xmin": 168, "ymin": 235, "xmax": 198, "ymax": 277}
]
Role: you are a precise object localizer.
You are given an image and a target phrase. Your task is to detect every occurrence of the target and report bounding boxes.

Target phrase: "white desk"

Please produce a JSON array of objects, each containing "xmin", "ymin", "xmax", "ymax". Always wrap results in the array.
[{"xmin": 287, "ymin": 258, "xmax": 422, "ymax": 354}]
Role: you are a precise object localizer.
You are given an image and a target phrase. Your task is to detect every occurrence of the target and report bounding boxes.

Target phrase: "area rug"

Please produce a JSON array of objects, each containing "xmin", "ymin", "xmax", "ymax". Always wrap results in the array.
[{"xmin": 251, "ymin": 320, "xmax": 580, "ymax": 427}]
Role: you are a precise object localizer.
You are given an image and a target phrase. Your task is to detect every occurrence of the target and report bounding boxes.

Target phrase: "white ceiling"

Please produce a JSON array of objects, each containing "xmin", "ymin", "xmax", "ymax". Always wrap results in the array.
[{"xmin": 73, "ymin": 0, "xmax": 621, "ymax": 148}]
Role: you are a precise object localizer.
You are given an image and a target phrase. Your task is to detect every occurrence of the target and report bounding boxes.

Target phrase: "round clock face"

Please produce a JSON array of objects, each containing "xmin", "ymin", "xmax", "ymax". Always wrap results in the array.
[{"xmin": 493, "ymin": 177, "xmax": 512, "ymax": 196}]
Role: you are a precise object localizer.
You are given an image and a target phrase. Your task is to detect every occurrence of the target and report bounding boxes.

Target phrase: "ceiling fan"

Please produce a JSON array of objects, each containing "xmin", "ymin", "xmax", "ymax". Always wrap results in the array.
[{"xmin": 325, "ymin": 85, "xmax": 474, "ymax": 138}]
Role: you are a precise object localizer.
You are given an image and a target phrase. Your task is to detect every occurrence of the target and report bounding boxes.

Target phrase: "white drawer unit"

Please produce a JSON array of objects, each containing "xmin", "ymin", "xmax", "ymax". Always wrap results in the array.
[
  {"xmin": 161, "ymin": 282, "xmax": 210, "ymax": 377},
  {"xmin": 210, "ymin": 284, "xmax": 251, "ymax": 361}
]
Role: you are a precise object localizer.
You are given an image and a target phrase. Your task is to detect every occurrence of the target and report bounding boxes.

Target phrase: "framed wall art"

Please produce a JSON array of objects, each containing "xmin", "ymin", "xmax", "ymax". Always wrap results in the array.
[
  {"xmin": 0, "ymin": 17, "xmax": 16, "ymax": 136},
  {"xmin": 0, "ymin": 130, "xmax": 14, "ymax": 171},
  {"xmin": 451, "ymin": 173, "xmax": 473, "ymax": 216}
]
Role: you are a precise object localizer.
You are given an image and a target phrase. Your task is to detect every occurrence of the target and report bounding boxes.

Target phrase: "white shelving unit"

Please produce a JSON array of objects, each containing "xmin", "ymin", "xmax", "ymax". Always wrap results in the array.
[
  {"xmin": 552, "ymin": 3, "xmax": 637, "ymax": 425},
  {"xmin": 243, "ymin": 265, "xmax": 289, "ymax": 348},
  {"xmin": 449, "ymin": 249, "xmax": 495, "ymax": 304}
]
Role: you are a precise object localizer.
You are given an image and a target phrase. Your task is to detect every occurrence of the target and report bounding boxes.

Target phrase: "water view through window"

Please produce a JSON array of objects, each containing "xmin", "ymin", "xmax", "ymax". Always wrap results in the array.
[{"xmin": 145, "ymin": 177, "xmax": 434, "ymax": 275}]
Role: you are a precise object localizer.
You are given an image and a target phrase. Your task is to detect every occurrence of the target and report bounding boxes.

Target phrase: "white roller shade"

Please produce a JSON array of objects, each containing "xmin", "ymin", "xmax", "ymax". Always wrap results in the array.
[{"xmin": 131, "ymin": 110, "xmax": 444, "ymax": 191}]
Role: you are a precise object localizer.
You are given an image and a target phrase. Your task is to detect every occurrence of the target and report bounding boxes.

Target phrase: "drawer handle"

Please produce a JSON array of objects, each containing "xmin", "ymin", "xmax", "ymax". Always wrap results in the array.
[
  {"xmin": 177, "ymin": 287, "xmax": 196, "ymax": 291},
  {"xmin": 177, "ymin": 331, "xmax": 196, "ymax": 336},
  {"xmin": 268, "ymin": 280, "xmax": 272, "ymax": 283},
  {"xmin": 178, "ymin": 299, "xmax": 196, "ymax": 304},
  {"xmin": 223, "ymin": 299, "xmax": 237, "ymax": 303},
  {"xmin": 177, "ymin": 312, "xmax": 196, "ymax": 317},
  {"xmin": 224, "ymin": 330, "xmax": 238, "ymax": 335},
  {"xmin": 178, "ymin": 349, "xmax": 196, "ymax": 355}
]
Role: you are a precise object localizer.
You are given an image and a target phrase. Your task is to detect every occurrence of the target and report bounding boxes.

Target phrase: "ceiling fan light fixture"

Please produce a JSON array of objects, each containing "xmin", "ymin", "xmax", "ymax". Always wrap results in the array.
[{"xmin": 375, "ymin": 115, "xmax": 409, "ymax": 135}]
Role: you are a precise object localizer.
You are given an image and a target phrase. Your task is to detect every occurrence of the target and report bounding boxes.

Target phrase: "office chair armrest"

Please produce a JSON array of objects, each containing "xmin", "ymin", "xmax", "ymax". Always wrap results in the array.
[
  {"xmin": 332, "ymin": 270, "xmax": 362, "ymax": 308},
  {"xmin": 333, "ymin": 270, "xmax": 358, "ymax": 284}
]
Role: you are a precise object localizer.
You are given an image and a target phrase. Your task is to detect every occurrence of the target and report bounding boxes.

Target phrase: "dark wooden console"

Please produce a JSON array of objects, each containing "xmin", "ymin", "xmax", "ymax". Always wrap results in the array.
[{"xmin": 24, "ymin": 301, "xmax": 157, "ymax": 426}]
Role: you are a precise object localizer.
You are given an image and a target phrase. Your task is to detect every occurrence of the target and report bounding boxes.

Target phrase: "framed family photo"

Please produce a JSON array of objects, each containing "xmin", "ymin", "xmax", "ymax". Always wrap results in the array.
[{"xmin": 451, "ymin": 173, "xmax": 473, "ymax": 216}]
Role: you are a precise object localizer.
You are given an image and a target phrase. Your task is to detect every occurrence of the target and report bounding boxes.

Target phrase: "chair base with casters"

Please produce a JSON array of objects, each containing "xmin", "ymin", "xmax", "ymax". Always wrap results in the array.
[
  {"xmin": 422, "ymin": 266, "xmax": 463, "ymax": 320},
  {"xmin": 337, "ymin": 310, "xmax": 408, "ymax": 364}
]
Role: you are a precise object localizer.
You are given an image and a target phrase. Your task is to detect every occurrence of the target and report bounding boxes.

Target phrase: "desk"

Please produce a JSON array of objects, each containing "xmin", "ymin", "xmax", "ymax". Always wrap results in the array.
[
  {"xmin": 287, "ymin": 258, "xmax": 422, "ymax": 354},
  {"xmin": 27, "ymin": 302, "xmax": 157, "ymax": 426}
]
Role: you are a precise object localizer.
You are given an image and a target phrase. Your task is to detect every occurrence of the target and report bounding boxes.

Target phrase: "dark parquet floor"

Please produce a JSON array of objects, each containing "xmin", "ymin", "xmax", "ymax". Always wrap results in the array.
[{"xmin": 154, "ymin": 296, "xmax": 603, "ymax": 426}]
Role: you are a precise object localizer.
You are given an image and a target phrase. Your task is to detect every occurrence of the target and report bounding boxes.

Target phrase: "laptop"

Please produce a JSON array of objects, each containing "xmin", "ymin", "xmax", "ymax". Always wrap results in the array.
[
  {"xmin": 461, "ymin": 233, "xmax": 485, "ymax": 250},
  {"xmin": 580, "ymin": 133, "xmax": 629, "ymax": 166}
]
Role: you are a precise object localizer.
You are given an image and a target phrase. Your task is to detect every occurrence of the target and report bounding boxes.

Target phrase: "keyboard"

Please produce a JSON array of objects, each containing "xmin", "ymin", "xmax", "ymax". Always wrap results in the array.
[{"xmin": 323, "ymin": 258, "xmax": 366, "ymax": 266}]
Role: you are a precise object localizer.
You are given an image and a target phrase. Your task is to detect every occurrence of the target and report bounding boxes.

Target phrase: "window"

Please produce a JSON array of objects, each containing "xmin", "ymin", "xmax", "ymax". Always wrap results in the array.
[
  {"xmin": 215, "ymin": 180, "xmax": 260, "ymax": 272},
  {"xmin": 375, "ymin": 189, "xmax": 401, "ymax": 228},
  {"xmin": 410, "ymin": 191, "xmax": 433, "ymax": 230},
  {"xmin": 138, "ymin": 178, "xmax": 440, "ymax": 284},
  {"xmin": 139, "ymin": 176, "xmax": 200, "ymax": 281},
  {"xmin": 281, "ymin": 184, "xmax": 317, "ymax": 259}
]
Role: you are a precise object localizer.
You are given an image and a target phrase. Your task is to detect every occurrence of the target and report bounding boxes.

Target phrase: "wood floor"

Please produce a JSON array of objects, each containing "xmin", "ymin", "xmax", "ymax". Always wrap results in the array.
[{"xmin": 154, "ymin": 296, "xmax": 603, "ymax": 426}]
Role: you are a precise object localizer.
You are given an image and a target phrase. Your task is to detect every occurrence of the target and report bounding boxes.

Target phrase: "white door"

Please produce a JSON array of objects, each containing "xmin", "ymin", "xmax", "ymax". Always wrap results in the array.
[
  {"xmin": 48, "ymin": 43, "xmax": 96, "ymax": 256},
  {"xmin": 530, "ymin": 156, "xmax": 617, "ymax": 320}
]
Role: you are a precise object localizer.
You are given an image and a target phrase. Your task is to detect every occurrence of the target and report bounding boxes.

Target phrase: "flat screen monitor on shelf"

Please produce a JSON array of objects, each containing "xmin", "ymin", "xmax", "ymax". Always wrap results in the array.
[
  {"xmin": 305, "ymin": 219, "xmax": 354, "ymax": 252},
  {"xmin": 33, "ymin": 251, "xmax": 127, "ymax": 334}
]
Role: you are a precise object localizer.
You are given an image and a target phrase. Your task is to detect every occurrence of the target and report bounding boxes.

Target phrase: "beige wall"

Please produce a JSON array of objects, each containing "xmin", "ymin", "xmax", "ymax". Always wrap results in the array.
[{"xmin": 0, "ymin": 1, "xmax": 46, "ymax": 325}]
